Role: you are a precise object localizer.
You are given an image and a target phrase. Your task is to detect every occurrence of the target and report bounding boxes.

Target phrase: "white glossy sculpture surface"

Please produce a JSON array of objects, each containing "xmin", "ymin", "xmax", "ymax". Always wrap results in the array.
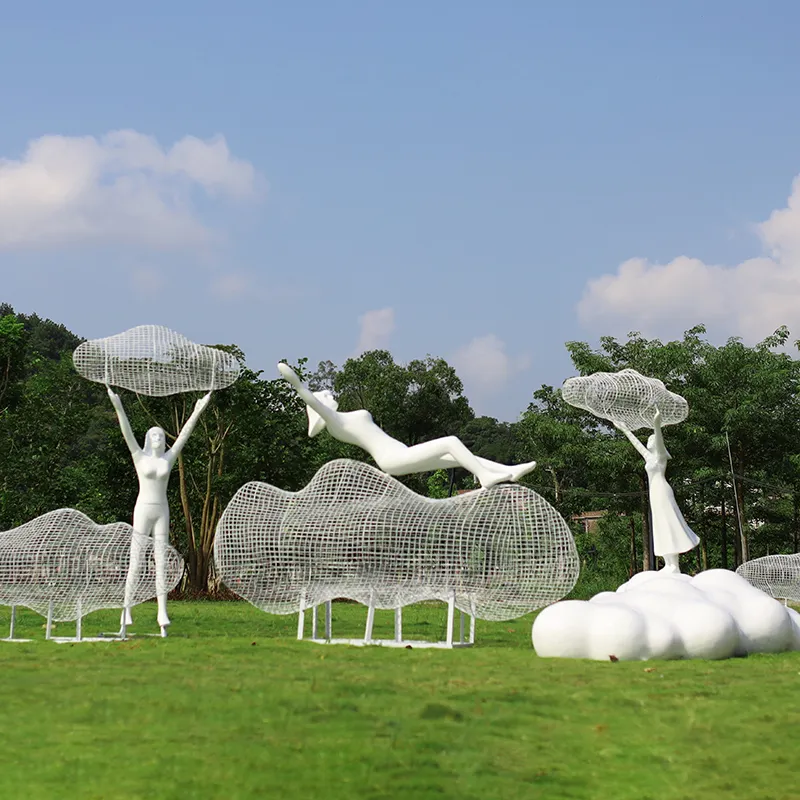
[
  {"xmin": 278, "ymin": 363, "xmax": 537, "ymax": 489},
  {"xmin": 0, "ymin": 509, "xmax": 183, "ymax": 621},
  {"xmin": 73, "ymin": 324, "xmax": 241, "ymax": 396},
  {"xmin": 737, "ymin": 554, "xmax": 800, "ymax": 603},
  {"xmin": 532, "ymin": 569, "xmax": 800, "ymax": 661},
  {"xmin": 107, "ymin": 386, "xmax": 210, "ymax": 632},
  {"xmin": 615, "ymin": 409, "xmax": 699, "ymax": 570},
  {"xmin": 562, "ymin": 368, "xmax": 688, "ymax": 431},
  {"xmin": 214, "ymin": 459, "xmax": 579, "ymax": 621}
]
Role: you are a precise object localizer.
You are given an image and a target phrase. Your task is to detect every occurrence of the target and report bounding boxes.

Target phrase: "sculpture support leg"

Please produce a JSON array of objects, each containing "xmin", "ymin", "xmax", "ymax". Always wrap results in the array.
[
  {"xmin": 76, "ymin": 599, "xmax": 82, "ymax": 642},
  {"xmin": 8, "ymin": 605, "xmax": 15, "ymax": 640},
  {"xmin": 325, "ymin": 601, "xmax": 332, "ymax": 640},
  {"xmin": 45, "ymin": 600, "xmax": 53, "ymax": 640},
  {"xmin": 364, "ymin": 592, "xmax": 375, "ymax": 643},
  {"xmin": 312, "ymin": 604, "xmax": 319, "ymax": 640},
  {"xmin": 297, "ymin": 592, "xmax": 306, "ymax": 640},
  {"xmin": 446, "ymin": 591, "xmax": 455, "ymax": 646},
  {"xmin": 394, "ymin": 607, "xmax": 402, "ymax": 643}
]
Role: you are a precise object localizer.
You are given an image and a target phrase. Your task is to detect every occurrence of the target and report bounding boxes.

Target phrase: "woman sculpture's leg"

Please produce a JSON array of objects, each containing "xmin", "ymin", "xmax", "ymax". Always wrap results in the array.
[
  {"xmin": 661, "ymin": 553, "xmax": 680, "ymax": 573},
  {"xmin": 153, "ymin": 515, "xmax": 171, "ymax": 631},
  {"xmin": 122, "ymin": 506, "xmax": 152, "ymax": 628},
  {"xmin": 384, "ymin": 437, "xmax": 513, "ymax": 488}
]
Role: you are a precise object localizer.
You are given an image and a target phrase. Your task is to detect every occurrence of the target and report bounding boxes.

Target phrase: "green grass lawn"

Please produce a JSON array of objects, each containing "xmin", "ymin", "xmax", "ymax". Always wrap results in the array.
[{"xmin": 0, "ymin": 600, "xmax": 797, "ymax": 800}]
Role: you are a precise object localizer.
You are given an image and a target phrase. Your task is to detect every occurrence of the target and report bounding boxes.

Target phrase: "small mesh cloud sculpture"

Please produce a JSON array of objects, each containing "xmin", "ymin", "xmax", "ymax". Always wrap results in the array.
[
  {"xmin": 0, "ymin": 509, "xmax": 184, "ymax": 620},
  {"xmin": 214, "ymin": 459, "xmax": 579, "ymax": 621},
  {"xmin": 562, "ymin": 368, "xmax": 688, "ymax": 430},
  {"xmin": 72, "ymin": 324, "xmax": 241, "ymax": 396},
  {"xmin": 737, "ymin": 555, "xmax": 800, "ymax": 603}
]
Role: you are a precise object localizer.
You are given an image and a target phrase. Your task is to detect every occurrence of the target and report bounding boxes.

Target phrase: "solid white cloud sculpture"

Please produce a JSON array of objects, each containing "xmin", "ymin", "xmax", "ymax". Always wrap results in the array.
[
  {"xmin": 532, "ymin": 569, "xmax": 800, "ymax": 661},
  {"xmin": 0, "ymin": 509, "xmax": 184, "ymax": 621},
  {"xmin": 737, "ymin": 554, "xmax": 800, "ymax": 604},
  {"xmin": 214, "ymin": 459, "xmax": 579, "ymax": 621},
  {"xmin": 73, "ymin": 324, "xmax": 241, "ymax": 396},
  {"xmin": 562, "ymin": 368, "xmax": 688, "ymax": 431}
]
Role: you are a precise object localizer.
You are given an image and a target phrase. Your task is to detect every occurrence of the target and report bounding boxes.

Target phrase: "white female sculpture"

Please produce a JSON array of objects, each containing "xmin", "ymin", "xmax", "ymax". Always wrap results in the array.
[
  {"xmin": 108, "ymin": 387, "xmax": 211, "ymax": 634},
  {"xmin": 278, "ymin": 363, "xmax": 536, "ymax": 488},
  {"xmin": 615, "ymin": 409, "xmax": 699, "ymax": 572}
]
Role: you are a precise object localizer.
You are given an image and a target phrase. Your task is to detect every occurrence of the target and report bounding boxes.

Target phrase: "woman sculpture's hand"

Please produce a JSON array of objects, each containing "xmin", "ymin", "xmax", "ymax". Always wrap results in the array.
[
  {"xmin": 195, "ymin": 392, "xmax": 212, "ymax": 413},
  {"xmin": 653, "ymin": 408, "xmax": 662, "ymax": 426},
  {"xmin": 277, "ymin": 362, "xmax": 302, "ymax": 387},
  {"xmin": 107, "ymin": 385, "xmax": 121, "ymax": 405}
]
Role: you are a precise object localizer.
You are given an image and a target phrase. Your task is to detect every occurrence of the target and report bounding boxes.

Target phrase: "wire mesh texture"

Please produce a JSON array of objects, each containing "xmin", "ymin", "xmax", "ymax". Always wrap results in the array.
[
  {"xmin": 214, "ymin": 459, "xmax": 579, "ymax": 622},
  {"xmin": 72, "ymin": 324, "xmax": 241, "ymax": 396},
  {"xmin": 562, "ymin": 368, "xmax": 688, "ymax": 431},
  {"xmin": 0, "ymin": 509, "xmax": 184, "ymax": 620},
  {"xmin": 737, "ymin": 554, "xmax": 800, "ymax": 603}
]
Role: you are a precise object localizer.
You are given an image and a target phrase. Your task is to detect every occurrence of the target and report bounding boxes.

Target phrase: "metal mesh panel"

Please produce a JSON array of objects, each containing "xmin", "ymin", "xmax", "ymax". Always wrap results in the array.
[
  {"xmin": 736, "ymin": 555, "xmax": 800, "ymax": 603},
  {"xmin": 214, "ymin": 459, "xmax": 579, "ymax": 621},
  {"xmin": 562, "ymin": 368, "xmax": 688, "ymax": 430},
  {"xmin": 72, "ymin": 324, "xmax": 241, "ymax": 396},
  {"xmin": 0, "ymin": 509, "xmax": 184, "ymax": 620}
]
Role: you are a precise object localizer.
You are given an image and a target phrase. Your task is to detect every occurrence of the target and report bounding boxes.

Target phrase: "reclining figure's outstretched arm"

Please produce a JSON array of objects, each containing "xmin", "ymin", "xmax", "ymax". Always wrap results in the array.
[{"xmin": 278, "ymin": 363, "xmax": 338, "ymax": 424}]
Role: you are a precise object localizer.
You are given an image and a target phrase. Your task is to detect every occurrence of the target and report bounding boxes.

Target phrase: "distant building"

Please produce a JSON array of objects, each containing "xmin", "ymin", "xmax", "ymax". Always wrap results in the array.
[{"xmin": 571, "ymin": 510, "xmax": 607, "ymax": 533}]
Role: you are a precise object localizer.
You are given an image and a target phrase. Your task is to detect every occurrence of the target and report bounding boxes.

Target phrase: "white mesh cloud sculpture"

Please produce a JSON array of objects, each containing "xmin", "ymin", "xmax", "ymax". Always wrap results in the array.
[
  {"xmin": 0, "ymin": 509, "xmax": 184, "ymax": 621},
  {"xmin": 562, "ymin": 368, "xmax": 688, "ymax": 430},
  {"xmin": 214, "ymin": 459, "xmax": 579, "ymax": 621},
  {"xmin": 72, "ymin": 324, "xmax": 241, "ymax": 396},
  {"xmin": 737, "ymin": 554, "xmax": 800, "ymax": 604},
  {"xmin": 532, "ymin": 569, "xmax": 800, "ymax": 661}
]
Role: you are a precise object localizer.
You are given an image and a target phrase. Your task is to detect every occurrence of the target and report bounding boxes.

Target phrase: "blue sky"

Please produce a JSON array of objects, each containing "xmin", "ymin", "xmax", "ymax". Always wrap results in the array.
[{"xmin": 2, "ymin": 1, "xmax": 800, "ymax": 420}]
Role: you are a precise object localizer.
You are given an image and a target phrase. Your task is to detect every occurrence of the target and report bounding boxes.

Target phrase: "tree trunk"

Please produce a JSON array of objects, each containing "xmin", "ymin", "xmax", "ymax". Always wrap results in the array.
[
  {"xmin": 640, "ymin": 476, "xmax": 653, "ymax": 571},
  {"xmin": 629, "ymin": 516, "xmax": 638, "ymax": 577},
  {"xmin": 720, "ymin": 494, "xmax": 728, "ymax": 570}
]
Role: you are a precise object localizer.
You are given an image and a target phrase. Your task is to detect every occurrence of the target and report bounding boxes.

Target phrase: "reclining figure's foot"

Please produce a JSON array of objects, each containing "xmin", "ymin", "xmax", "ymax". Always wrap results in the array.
[
  {"xmin": 509, "ymin": 461, "xmax": 537, "ymax": 481},
  {"xmin": 478, "ymin": 471, "xmax": 514, "ymax": 489}
]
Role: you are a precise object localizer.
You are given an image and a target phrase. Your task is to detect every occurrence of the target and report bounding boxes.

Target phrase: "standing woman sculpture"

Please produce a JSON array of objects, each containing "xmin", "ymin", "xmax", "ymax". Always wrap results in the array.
[
  {"xmin": 278, "ymin": 363, "xmax": 537, "ymax": 488},
  {"xmin": 615, "ymin": 409, "xmax": 699, "ymax": 572},
  {"xmin": 108, "ymin": 388, "xmax": 211, "ymax": 635}
]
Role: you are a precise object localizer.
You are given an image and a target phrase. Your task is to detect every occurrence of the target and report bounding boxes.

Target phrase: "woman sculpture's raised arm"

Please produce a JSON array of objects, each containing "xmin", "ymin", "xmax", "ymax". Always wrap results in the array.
[
  {"xmin": 278, "ymin": 362, "xmax": 537, "ymax": 489},
  {"xmin": 108, "ymin": 387, "xmax": 211, "ymax": 635}
]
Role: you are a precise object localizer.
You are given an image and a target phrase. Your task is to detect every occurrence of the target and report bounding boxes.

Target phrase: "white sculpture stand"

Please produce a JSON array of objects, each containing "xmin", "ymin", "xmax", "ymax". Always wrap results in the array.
[
  {"xmin": 532, "ymin": 569, "xmax": 800, "ymax": 661},
  {"xmin": 2, "ymin": 606, "xmax": 31, "ymax": 643},
  {"xmin": 214, "ymin": 459, "xmax": 579, "ymax": 638},
  {"xmin": 296, "ymin": 597, "xmax": 476, "ymax": 649}
]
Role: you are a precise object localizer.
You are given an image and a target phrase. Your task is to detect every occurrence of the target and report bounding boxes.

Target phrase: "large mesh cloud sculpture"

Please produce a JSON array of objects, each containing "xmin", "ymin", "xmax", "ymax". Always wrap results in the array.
[
  {"xmin": 72, "ymin": 324, "xmax": 241, "ymax": 396},
  {"xmin": 0, "ymin": 509, "xmax": 184, "ymax": 620},
  {"xmin": 736, "ymin": 555, "xmax": 800, "ymax": 604},
  {"xmin": 214, "ymin": 459, "xmax": 579, "ymax": 621},
  {"xmin": 562, "ymin": 368, "xmax": 688, "ymax": 430}
]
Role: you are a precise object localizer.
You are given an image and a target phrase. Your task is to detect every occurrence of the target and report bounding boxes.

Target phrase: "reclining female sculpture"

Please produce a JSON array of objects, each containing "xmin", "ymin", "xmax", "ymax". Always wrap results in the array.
[
  {"xmin": 278, "ymin": 363, "xmax": 536, "ymax": 488},
  {"xmin": 108, "ymin": 387, "xmax": 211, "ymax": 634}
]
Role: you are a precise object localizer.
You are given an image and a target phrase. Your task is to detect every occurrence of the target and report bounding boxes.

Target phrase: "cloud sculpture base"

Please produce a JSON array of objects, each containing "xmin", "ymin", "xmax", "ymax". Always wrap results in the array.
[
  {"xmin": 0, "ymin": 509, "xmax": 184, "ymax": 640},
  {"xmin": 736, "ymin": 554, "xmax": 800, "ymax": 604},
  {"xmin": 214, "ymin": 459, "xmax": 579, "ymax": 638},
  {"xmin": 532, "ymin": 569, "xmax": 800, "ymax": 661}
]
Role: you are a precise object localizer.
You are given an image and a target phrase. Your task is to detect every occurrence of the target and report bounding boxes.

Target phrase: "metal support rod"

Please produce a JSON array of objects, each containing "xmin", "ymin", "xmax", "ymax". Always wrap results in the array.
[
  {"xmin": 8, "ymin": 605, "xmax": 16, "ymax": 640},
  {"xmin": 324, "ymin": 601, "xmax": 332, "ymax": 640},
  {"xmin": 45, "ymin": 600, "xmax": 53, "ymax": 640},
  {"xmin": 446, "ymin": 590, "xmax": 455, "ymax": 647},
  {"xmin": 364, "ymin": 593, "xmax": 376, "ymax": 643},
  {"xmin": 296, "ymin": 593, "xmax": 306, "ymax": 641},
  {"xmin": 311, "ymin": 604, "xmax": 319, "ymax": 640},
  {"xmin": 394, "ymin": 607, "xmax": 403, "ymax": 643},
  {"xmin": 76, "ymin": 599, "xmax": 82, "ymax": 642}
]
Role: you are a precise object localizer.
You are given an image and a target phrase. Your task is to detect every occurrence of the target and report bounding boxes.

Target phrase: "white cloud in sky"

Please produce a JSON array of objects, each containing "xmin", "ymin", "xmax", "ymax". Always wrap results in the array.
[
  {"xmin": 451, "ymin": 334, "xmax": 531, "ymax": 394},
  {"xmin": 0, "ymin": 130, "xmax": 258, "ymax": 250},
  {"xmin": 356, "ymin": 307, "xmax": 395, "ymax": 353},
  {"xmin": 579, "ymin": 174, "xmax": 800, "ymax": 341},
  {"xmin": 210, "ymin": 272, "xmax": 251, "ymax": 300}
]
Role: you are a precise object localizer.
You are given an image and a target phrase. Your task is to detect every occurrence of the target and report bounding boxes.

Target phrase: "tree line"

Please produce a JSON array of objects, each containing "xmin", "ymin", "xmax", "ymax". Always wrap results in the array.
[{"xmin": 1, "ymin": 304, "xmax": 799, "ymax": 595}]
